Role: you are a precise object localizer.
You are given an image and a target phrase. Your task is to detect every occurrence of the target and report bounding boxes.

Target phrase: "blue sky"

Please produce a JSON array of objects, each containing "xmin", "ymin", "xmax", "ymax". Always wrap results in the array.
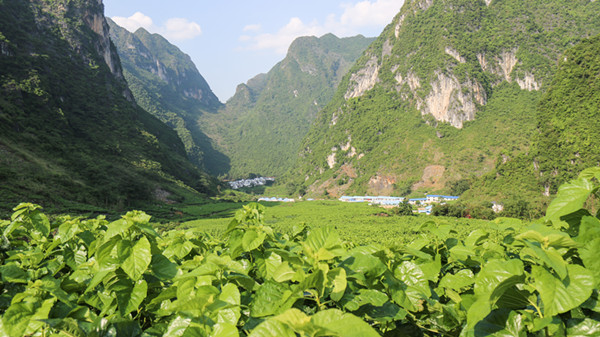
[{"xmin": 104, "ymin": 0, "xmax": 405, "ymax": 101}]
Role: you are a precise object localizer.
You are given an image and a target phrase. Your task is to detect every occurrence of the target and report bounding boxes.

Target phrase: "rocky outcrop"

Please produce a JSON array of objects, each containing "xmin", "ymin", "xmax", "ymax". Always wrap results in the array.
[
  {"xmin": 422, "ymin": 72, "xmax": 486, "ymax": 128},
  {"xmin": 345, "ymin": 56, "xmax": 380, "ymax": 99},
  {"xmin": 445, "ymin": 47, "xmax": 465, "ymax": 63},
  {"xmin": 517, "ymin": 72, "xmax": 541, "ymax": 91},
  {"xmin": 83, "ymin": 6, "xmax": 121, "ymax": 77}
]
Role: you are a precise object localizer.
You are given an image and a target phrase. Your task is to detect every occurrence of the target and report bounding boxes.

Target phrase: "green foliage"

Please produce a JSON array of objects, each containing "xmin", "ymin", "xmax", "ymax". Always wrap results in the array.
[
  {"xmin": 0, "ymin": 0, "xmax": 216, "ymax": 212},
  {"xmin": 391, "ymin": 202, "xmax": 415, "ymax": 216},
  {"xmin": 107, "ymin": 19, "xmax": 229, "ymax": 175},
  {"xmin": 287, "ymin": 0, "xmax": 600, "ymax": 204},
  {"xmin": 1, "ymin": 169, "xmax": 600, "ymax": 335},
  {"xmin": 199, "ymin": 34, "xmax": 374, "ymax": 178}
]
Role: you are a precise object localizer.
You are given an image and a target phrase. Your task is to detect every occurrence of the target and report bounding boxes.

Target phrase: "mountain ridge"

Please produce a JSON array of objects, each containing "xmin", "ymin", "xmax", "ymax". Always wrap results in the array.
[
  {"xmin": 199, "ymin": 33, "xmax": 375, "ymax": 178},
  {"xmin": 288, "ymin": 0, "xmax": 600, "ymax": 201},
  {"xmin": 0, "ymin": 0, "xmax": 215, "ymax": 212},
  {"xmin": 107, "ymin": 18, "xmax": 229, "ymax": 174}
]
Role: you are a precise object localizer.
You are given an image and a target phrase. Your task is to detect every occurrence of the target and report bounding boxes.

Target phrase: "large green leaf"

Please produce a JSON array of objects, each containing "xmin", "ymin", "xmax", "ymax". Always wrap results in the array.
[
  {"xmin": 251, "ymin": 281, "xmax": 296, "ymax": 318},
  {"xmin": 580, "ymin": 238, "xmax": 600, "ymax": 288},
  {"xmin": 328, "ymin": 268, "xmax": 347, "ymax": 302},
  {"xmin": 311, "ymin": 309, "xmax": 380, "ymax": 337},
  {"xmin": 439, "ymin": 270, "xmax": 475, "ymax": 292},
  {"xmin": 0, "ymin": 263, "xmax": 29, "ymax": 283},
  {"xmin": 247, "ymin": 319, "xmax": 296, "ymax": 337},
  {"xmin": 303, "ymin": 227, "xmax": 344, "ymax": 261},
  {"xmin": 121, "ymin": 236, "xmax": 152, "ymax": 281},
  {"xmin": 532, "ymin": 264, "xmax": 594, "ymax": 317},
  {"xmin": 164, "ymin": 316, "xmax": 192, "ymax": 337},
  {"xmin": 112, "ymin": 279, "xmax": 148, "ymax": 316},
  {"xmin": 211, "ymin": 323, "xmax": 239, "ymax": 337},
  {"xmin": 566, "ymin": 318, "xmax": 600, "ymax": 337},
  {"xmin": 394, "ymin": 261, "xmax": 431, "ymax": 299},
  {"xmin": 2, "ymin": 298, "xmax": 56, "ymax": 337},
  {"xmin": 215, "ymin": 283, "xmax": 241, "ymax": 325},
  {"xmin": 151, "ymin": 253, "xmax": 178, "ymax": 280},
  {"xmin": 242, "ymin": 230, "xmax": 266, "ymax": 252},
  {"xmin": 473, "ymin": 309, "xmax": 527, "ymax": 337},
  {"xmin": 467, "ymin": 259, "xmax": 525, "ymax": 331},
  {"xmin": 545, "ymin": 178, "xmax": 595, "ymax": 224}
]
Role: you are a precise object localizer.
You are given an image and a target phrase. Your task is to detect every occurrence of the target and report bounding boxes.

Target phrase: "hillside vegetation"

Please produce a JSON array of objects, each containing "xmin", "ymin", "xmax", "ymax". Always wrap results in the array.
[
  {"xmin": 0, "ymin": 0, "xmax": 215, "ymax": 214},
  {"xmin": 107, "ymin": 19, "xmax": 229, "ymax": 175},
  {"xmin": 1, "ymin": 168, "xmax": 599, "ymax": 336},
  {"xmin": 200, "ymin": 34, "xmax": 374, "ymax": 178},
  {"xmin": 287, "ymin": 0, "xmax": 600, "ymax": 204}
]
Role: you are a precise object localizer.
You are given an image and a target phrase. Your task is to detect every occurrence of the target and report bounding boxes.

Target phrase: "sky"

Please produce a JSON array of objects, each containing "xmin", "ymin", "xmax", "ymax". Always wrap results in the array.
[{"xmin": 103, "ymin": 0, "xmax": 405, "ymax": 102}]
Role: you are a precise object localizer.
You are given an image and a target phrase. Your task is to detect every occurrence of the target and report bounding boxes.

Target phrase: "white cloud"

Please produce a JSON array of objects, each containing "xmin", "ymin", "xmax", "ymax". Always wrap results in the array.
[
  {"xmin": 243, "ymin": 24, "xmax": 262, "ymax": 32},
  {"xmin": 112, "ymin": 12, "xmax": 154, "ymax": 33},
  {"xmin": 240, "ymin": 0, "xmax": 404, "ymax": 54},
  {"xmin": 340, "ymin": 0, "xmax": 404, "ymax": 27},
  {"xmin": 163, "ymin": 18, "xmax": 202, "ymax": 41},
  {"xmin": 111, "ymin": 12, "xmax": 202, "ymax": 41}
]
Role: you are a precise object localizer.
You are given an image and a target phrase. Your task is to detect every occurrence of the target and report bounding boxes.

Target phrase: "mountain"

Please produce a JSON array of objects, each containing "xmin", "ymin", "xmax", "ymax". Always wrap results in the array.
[
  {"xmin": 468, "ymin": 33, "xmax": 600, "ymax": 204},
  {"xmin": 199, "ymin": 34, "xmax": 374, "ymax": 178},
  {"xmin": 0, "ymin": 0, "xmax": 215, "ymax": 213},
  {"xmin": 287, "ymin": 0, "xmax": 600, "ymax": 200},
  {"xmin": 107, "ymin": 19, "xmax": 229, "ymax": 175}
]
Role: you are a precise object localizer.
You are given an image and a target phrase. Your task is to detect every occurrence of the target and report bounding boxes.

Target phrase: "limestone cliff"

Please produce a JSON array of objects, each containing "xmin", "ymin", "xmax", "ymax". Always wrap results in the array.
[
  {"xmin": 290, "ymin": 0, "xmax": 600, "ymax": 199},
  {"xmin": 0, "ymin": 0, "xmax": 215, "ymax": 210}
]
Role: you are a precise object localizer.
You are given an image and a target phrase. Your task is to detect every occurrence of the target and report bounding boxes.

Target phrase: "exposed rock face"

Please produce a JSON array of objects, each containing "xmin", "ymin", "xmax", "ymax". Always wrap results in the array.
[
  {"xmin": 83, "ymin": 6, "xmax": 121, "ymax": 77},
  {"xmin": 345, "ymin": 56, "xmax": 380, "ymax": 99},
  {"xmin": 517, "ymin": 72, "xmax": 541, "ymax": 91},
  {"xmin": 496, "ymin": 50, "xmax": 518, "ymax": 82},
  {"xmin": 108, "ymin": 20, "xmax": 221, "ymax": 109},
  {"xmin": 412, "ymin": 165, "xmax": 446, "ymax": 190},
  {"xmin": 445, "ymin": 47, "xmax": 465, "ymax": 63},
  {"xmin": 368, "ymin": 175, "xmax": 397, "ymax": 196},
  {"xmin": 422, "ymin": 72, "xmax": 486, "ymax": 128}
]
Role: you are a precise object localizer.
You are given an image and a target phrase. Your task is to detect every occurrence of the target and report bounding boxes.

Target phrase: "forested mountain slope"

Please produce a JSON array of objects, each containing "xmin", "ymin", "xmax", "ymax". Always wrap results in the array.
[
  {"xmin": 287, "ymin": 0, "xmax": 600, "ymax": 200},
  {"xmin": 0, "ymin": 0, "xmax": 215, "ymax": 212},
  {"xmin": 107, "ymin": 19, "xmax": 228, "ymax": 175},
  {"xmin": 468, "ymin": 34, "xmax": 600, "ymax": 204},
  {"xmin": 199, "ymin": 34, "xmax": 374, "ymax": 178}
]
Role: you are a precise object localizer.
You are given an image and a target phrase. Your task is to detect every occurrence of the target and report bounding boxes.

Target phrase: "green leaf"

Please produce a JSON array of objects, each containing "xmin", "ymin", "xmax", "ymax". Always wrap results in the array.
[
  {"xmin": 439, "ymin": 270, "xmax": 475, "ymax": 292},
  {"xmin": 242, "ymin": 230, "xmax": 266, "ymax": 252},
  {"xmin": 532, "ymin": 264, "xmax": 594, "ymax": 317},
  {"xmin": 151, "ymin": 253, "xmax": 178, "ymax": 281},
  {"xmin": 216, "ymin": 283, "xmax": 241, "ymax": 325},
  {"xmin": 473, "ymin": 309, "xmax": 527, "ymax": 337},
  {"xmin": 104, "ymin": 218, "xmax": 133, "ymax": 242},
  {"xmin": 251, "ymin": 281, "xmax": 296, "ymax": 318},
  {"xmin": 112, "ymin": 279, "xmax": 148, "ymax": 316},
  {"xmin": 121, "ymin": 236, "xmax": 151, "ymax": 280},
  {"xmin": 211, "ymin": 323, "xmax": 239, "ymax": 337},
  {"xmin": 467, "ymin": 259, "xmax": 524, "ymax": 331},
  {"xmin": 328, "ymin": 268, "xmax": 347, "ymax": 302},
  {"xmin": 545, "ymin": 178, "xmax": 595, "ymax": 224},
  {"xmin": 580, "ymin": 238, "xmax": 600, "ymax": 288},
  {"xmin": 164, "ymin": 316, "xmax": 192, "ymax": 337},
  {"xmin": 394, "ymin": 261, "xmax": 431, "ymax": 299},
  {"xmin": 0, "ymin": 263, "xmax": 29, "ymax": 283},
  {"xmin": 344, "ymin": 289, "xmax": 388, "ymax": 311},
  {"xmin": 566, "ymin": 318, "xmax": 600, "ymax": 337},
  {"xmin": 247, "ymin": 319, "xmax": 296, "ymax": 337},
  {"xmin": 311, "ymin": 309, "xmax": 380, "ymax": 337},
  {"xmin": 31, "ymin": 211, "xmax": 50, "ymax": 238},
  {"xmin": 303, "ymin": 227, "xmax": 344, "ymax": 261},
  {"xmin": 272, "ymin": 262, "xmax": 296, "ymax": 283}
]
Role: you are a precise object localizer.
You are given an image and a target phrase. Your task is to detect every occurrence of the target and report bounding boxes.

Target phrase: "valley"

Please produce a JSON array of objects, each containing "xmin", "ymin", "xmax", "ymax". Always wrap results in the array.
[{"xmin": 1, "ymin": 0, "xmax": 600, "ymax": 335}]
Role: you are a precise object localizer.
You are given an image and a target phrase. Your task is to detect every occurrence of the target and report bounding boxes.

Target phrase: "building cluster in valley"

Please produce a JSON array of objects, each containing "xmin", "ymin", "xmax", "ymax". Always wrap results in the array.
[
  {"xmin": 228, "ymin": 177, "xmax": 275, "ymax": 189},
  {"xmin": 339, "ymin": 194, "xmax": 460, "ymax": 214}
]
